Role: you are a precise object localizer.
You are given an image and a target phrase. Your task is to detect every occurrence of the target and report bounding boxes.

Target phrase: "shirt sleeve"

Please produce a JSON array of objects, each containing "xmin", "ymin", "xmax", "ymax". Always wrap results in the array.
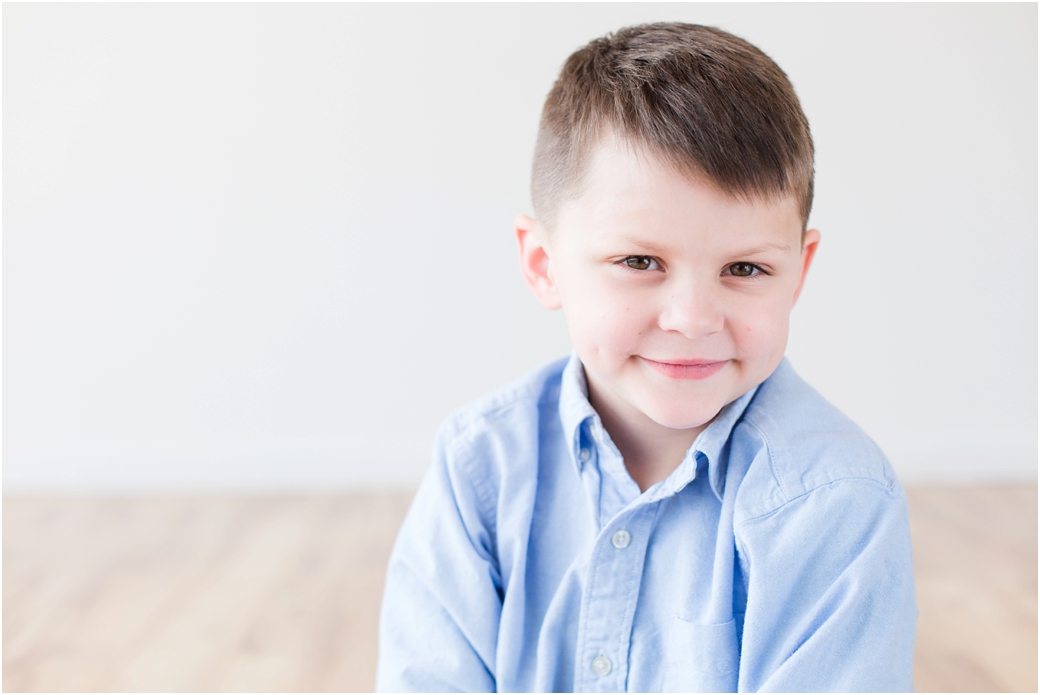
[
  {"xmin": 376, "ymin": 425, "xmax": 502, "ymax": 692},
  {"xmin": 735, "ymin": 478, "xmax": 917, "ymax": 692}
]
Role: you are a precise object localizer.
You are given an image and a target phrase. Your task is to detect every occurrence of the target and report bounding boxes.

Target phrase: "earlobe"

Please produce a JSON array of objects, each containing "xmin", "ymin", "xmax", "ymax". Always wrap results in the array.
[
  {"xmin": 793, "ymin": 228, "xmax": 820, "ymax": 304},
  {"xmin": 515, "ymin": 214, "xmax": 562, "ymax": 310}
]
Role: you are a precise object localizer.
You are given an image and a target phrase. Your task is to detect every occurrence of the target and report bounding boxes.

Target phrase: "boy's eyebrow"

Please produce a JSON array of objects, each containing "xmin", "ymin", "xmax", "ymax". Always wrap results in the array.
[
  {"xmin": 609, "ymin": 236, "xmax": 793, "ymax": 255},
  {"xmin": 732, "ymin": 241, "xmax": 794, "ymax": 255},
  {"xmin": 610, "ymin": 236, "xmax": 670, "ymax": 253}
]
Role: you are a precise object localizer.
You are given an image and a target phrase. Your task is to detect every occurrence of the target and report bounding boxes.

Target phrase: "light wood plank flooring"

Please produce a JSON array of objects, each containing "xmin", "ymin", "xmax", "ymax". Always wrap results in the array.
[{"xmin": 4, "ymin": 485, "xmax": 1036, "ymax": 692}]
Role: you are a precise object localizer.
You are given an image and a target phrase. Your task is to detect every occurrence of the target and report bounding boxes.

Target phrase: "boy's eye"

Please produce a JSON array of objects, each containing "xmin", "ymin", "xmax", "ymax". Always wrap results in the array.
[
  {"xmin": 726, "ymin": 262, "xmax": 759, "ymax": 277},
  {"xmin": 624, "ymin": 256, "xmax": 659, "ymax": 271}
]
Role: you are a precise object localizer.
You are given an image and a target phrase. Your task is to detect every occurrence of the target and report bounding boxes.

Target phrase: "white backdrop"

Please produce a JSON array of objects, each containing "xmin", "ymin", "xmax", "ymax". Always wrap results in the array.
[{"xmin": 5, "ymin": 3, "xmax": 1036, "ymax": 492}]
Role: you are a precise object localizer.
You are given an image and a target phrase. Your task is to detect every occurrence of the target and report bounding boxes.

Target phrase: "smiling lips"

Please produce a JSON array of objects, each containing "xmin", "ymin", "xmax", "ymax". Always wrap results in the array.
[{"xmin": 641, "ymin": 357, "xmax": 728, "ymax": 380}]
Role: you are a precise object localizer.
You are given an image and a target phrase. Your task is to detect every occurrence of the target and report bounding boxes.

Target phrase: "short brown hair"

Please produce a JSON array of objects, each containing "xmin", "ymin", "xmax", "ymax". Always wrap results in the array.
[{"xmin": 532, "ymin": 22, "xmax": 814, "ymax": 230}]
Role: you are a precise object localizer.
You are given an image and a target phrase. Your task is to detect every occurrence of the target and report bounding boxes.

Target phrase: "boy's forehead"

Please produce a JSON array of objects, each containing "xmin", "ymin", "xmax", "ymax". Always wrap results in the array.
[{"xmin": 556, "ymin": 137, "xmax": 803, "ymax": 250}]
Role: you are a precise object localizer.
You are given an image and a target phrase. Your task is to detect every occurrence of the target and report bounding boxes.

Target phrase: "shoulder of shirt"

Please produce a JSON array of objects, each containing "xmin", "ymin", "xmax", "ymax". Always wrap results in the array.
[
  {"xmin": 732, "ymin": 359, "xmax": 903, "ymax": 525},
  {"xmin": 433, "ymin": 355, "xmax": 568, "ymax": 478}
]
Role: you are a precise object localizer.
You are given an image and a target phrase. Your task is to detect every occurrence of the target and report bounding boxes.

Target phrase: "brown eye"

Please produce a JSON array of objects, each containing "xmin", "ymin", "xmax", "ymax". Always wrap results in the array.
[
  {"xmin": 728, "ymin": 262, "xmax": 756, "ymax": 277},
  {"xmin": 624, "ymin": 256, "xmax": 657, "ymax": 271}
]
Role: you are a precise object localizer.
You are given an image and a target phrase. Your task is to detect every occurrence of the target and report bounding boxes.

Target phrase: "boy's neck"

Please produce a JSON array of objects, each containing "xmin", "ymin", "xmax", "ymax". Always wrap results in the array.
[{"xmin": 586, "ymin": 373, "xmax": 709, "ymax": 493}]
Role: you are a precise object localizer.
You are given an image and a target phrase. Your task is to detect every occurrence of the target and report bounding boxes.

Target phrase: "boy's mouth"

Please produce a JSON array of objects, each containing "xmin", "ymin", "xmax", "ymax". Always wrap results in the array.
[{"xmin": 640, "ymin": 357, "xmax": 728, "ymax": 380}]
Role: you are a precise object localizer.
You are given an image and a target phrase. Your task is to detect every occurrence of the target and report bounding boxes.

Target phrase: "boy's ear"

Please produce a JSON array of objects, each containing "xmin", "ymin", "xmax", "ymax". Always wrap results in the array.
[
  {"xmin": 515, "ymin": 214, "xmax": 562, "ymax": 310},
  {"xmin": 793, "ymin": 228, "xmax": 821, "ymax": 305}
]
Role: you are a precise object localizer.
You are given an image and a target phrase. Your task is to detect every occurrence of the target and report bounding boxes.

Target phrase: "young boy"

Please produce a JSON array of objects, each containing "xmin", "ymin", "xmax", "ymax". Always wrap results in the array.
[{"xmin": 377, "ymin": 23, "xmax": 915, "ymax": 692}]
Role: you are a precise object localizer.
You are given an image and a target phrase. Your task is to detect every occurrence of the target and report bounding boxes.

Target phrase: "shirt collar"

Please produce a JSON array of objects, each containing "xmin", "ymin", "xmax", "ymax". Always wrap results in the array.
[
  {"xmin": 559, "ymin": 352, "xmax": 599, "ymax": 473},
  {"xmin": 558, "ymin": 351, "xmax": 759, "ymax": 501},
  {"xmin": 690, "ymin": 384, "xmax": 759, "ymax": 502}
]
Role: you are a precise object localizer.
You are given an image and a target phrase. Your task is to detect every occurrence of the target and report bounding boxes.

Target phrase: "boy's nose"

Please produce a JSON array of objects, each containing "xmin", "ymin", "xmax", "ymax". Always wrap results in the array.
[{"xmin": 656, "ymin": 284, "xmax": 725, "ymax": 339}]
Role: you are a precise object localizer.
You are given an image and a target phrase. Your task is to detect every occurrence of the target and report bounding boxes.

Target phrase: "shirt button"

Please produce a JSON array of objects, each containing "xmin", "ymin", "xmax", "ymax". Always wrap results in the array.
[
  {"xmin": 591, "ymin": 655, "xmax": 612, "ymax": 676},
  {"xmin": 611, "ymin": 529, "xmax": 631, "ymax": 549},
  {"xmin": 579, "ymin": 448, "xmax": 591, "ymax": 462}
]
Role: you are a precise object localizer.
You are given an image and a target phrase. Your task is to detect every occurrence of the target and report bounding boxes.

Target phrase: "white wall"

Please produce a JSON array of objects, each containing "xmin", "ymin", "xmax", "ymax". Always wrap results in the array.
[{"xmin": 5, "ymin": 3, "xmax": 1036, "ymax": 492}]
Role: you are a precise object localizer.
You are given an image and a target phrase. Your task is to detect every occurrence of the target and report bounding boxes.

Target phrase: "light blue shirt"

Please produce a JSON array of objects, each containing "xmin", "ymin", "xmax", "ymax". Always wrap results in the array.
[{"xmin": 377, "ymin": 354, "xmax": 916, "ymax": 692}]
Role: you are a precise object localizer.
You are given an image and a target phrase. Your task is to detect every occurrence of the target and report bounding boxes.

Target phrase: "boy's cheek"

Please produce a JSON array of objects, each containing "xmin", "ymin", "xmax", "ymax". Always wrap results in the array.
[
  {"xmin": 562, "ymin": 284, "xmax": 653, "ymax": 344},
  {"xmin": 568, "ymin": 313, "xmax": 646, "ymax": 361},
  {"xmin": 731, "ymin": 310, "xmax": 791, "ymax": 363}
]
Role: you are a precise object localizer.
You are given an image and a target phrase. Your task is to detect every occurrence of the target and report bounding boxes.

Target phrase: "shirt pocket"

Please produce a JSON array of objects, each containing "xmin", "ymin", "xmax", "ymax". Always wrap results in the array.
[{"xmin": 661, "ymin": 616, "xmax": 739, "ymax": 693}]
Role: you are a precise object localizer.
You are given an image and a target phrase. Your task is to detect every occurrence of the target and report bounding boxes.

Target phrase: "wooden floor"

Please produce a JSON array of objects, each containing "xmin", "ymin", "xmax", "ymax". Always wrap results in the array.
[{"xmin": 4, "ymin": 485, "xmax": 1036, "ymax": 692}]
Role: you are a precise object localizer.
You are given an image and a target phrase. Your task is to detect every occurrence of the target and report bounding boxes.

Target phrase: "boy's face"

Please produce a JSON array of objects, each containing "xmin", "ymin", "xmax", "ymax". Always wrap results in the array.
[{"xmin": 517, "ymin": 136, "xmax": 819, "ymax": 433}]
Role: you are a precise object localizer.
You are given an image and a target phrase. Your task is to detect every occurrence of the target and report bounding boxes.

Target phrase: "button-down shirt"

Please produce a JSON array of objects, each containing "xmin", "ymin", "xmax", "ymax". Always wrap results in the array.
[{"xmin": 377, "ymin": 354, "xmax": 916, "ymax": 692}]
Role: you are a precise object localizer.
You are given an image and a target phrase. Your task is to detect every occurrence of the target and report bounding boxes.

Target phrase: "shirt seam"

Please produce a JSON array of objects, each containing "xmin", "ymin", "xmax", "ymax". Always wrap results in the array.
[
  {"xmin": 735, "ymin": 476, "xmax": 896, "ymax": 528},
  {"xmin": 449, "ymin": 390, "xmax": 542, "ymax": 442},
  {"xmin": 447, "ymin": 432, "xmax": 500, "ymax": 554}
]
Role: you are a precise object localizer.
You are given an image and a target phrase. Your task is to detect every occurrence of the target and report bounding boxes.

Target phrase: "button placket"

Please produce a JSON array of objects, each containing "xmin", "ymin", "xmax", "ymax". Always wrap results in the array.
[{"xmin": 573, "ymin": 504, "xmax": 659, "ymax": 692}]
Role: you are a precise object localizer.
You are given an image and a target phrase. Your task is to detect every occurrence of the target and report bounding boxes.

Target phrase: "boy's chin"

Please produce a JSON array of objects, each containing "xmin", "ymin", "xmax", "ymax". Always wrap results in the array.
[{"xmin": 639, "ymin": 399, "xmax": 726, "ymax": 432}]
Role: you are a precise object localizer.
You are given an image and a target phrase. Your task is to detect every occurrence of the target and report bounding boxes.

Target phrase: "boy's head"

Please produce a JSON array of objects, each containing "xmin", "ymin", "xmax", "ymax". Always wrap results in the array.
[
  {"xmin": 517, "ymin": 23, "xmax": 821, "ymax": 436},
  {"xmin": 531, "ymin": 22, "xmax": 814, "ymax": 233}
]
